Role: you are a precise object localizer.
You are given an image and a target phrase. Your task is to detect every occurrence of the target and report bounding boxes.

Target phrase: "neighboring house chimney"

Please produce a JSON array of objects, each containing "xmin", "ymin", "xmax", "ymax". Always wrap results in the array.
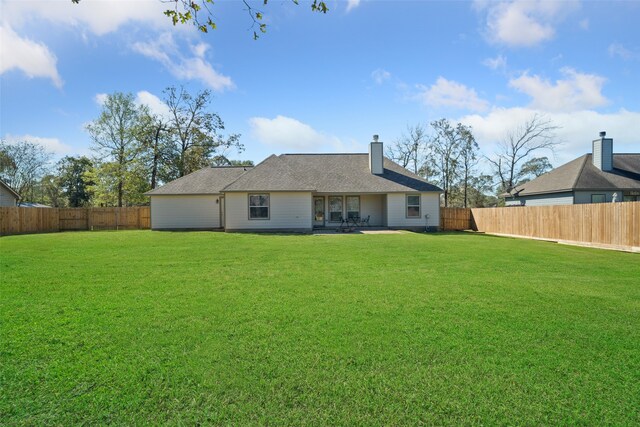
[
  {"xmin": 369, "ymin": 134, "xmax": 384, "ymax": 175},
  {"xmin": 592, "ymin": 131, "xmax": 613, "ymax": 171}
]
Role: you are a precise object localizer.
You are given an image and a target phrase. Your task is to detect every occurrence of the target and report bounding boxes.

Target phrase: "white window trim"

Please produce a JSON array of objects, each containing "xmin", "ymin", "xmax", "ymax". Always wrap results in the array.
[{"xmin": 406, "ymin": 194, "xmax": 421, "ymax": 218}]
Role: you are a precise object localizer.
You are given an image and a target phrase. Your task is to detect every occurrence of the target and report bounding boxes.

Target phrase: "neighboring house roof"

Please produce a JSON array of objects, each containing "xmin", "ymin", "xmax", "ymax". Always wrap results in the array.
[
  {"xmin": 145, "ymin": 166, "xmax": 252, "ymax": 195},
  {"xmin": 223, "ymin": 154, "xmax": 442, "ymax": 193},
  {"xmin": 19, "ymin": 202, "xmax": 51, "ymax": 208},
  {"xmin": 0, "ymin": 180, "xmax": 20, "ymax": 199},
  {"xmin": 507, "ymin": 153, "xmax": 640, "ymax": 197}
]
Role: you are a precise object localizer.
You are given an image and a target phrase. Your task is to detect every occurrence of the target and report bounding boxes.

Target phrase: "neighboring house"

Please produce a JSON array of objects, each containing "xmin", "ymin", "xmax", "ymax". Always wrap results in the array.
[
  {"xmin": 18, "ymin": 202, "xmax": 52, "ymax": 208},
  {"xmin": 0, "ymin": 180, "xmax": 20, "ymax": 207},
  {"xmin": 504, "ymin": 132, "xmax": 640, "ymax": 206},
  {"xmin": 146, "ymin": 137, "xmax": 443, "ymax": 232}
]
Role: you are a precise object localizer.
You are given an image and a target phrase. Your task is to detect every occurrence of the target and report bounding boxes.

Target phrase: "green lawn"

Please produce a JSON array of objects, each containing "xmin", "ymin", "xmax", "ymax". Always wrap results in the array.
[{"xmin": 1, "ymin": 231, "xmax": 639, "ymax": 425}]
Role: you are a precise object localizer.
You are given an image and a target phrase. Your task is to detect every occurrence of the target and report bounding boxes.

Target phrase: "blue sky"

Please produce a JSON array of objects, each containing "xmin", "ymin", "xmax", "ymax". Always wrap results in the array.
[{"xmin": 1, "ymin": 0, "xmax": 639, "ymax": 171}]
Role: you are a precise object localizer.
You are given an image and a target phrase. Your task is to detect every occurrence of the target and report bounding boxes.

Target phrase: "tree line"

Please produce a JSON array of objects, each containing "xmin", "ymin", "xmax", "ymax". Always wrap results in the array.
[
  {"xmin": 2, "ymin": 99, "xmax": 558, "ymax": 208},
  {"xmin": 0, "ymin": 86, "xmax": 250, "ymax": 207},
  {"xmin": 386, "ymin": 114, "xmax": 558, "ymax": 208}
]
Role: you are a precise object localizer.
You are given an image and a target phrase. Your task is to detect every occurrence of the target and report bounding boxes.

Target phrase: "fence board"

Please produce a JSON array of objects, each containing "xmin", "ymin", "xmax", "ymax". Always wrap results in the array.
[
  {"xmin": 0, "ymin": 206, "xmax": 150, "ymax": 236},
  {"xmin": 440, "ymin": 207, "xmax": 473, "ymax": 230},
  {"xmin": 469, "ymin": 201, "xmax": 640, "ymax": 250}
]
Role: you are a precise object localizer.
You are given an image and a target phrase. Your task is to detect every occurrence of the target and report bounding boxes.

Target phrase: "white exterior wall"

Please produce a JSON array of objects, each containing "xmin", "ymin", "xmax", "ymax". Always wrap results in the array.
[
  {"xmin": 151, "ymin": 195, "xmax": 220, "ymax": 229},
  {"xmin": 225, "ymin": 192, "xmax": 312, "ymax": 231},
  {"xmin": 386, "ymin": 192, "xmax": 440, "ymax": 229},
  {"xmin": 0, "ymin": 185, "xmax": 18, "ymax": 206},
  {"xmin": 360, "ymin": 194, "xmax": 384, "ymax": 226}
]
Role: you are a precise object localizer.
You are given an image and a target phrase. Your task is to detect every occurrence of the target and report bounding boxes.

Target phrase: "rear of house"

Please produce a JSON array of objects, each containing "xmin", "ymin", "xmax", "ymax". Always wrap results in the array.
[{"xmin": 146, "ymin": 137, "xmax": 442, "ymax": 232}]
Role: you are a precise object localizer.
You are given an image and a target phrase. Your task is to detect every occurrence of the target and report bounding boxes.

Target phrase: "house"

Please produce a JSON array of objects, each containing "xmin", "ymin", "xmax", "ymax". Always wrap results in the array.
[
  {"xmin": 504, "ymin": 132, "xmax": 640, "ymax": 206},
  {"xmin": 146, "ymin": 136, "xmax": 443, "ymax": 232},
  {"xmin": 0, "ymin": 180, "xmax": 20, "ymax": 207}
]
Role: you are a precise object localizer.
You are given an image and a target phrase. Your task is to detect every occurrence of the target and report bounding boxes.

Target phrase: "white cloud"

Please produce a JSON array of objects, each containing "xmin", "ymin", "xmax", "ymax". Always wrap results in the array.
[
  {"xmin": 0, "ymin": 24, "xmax": 62, "ymax": 88},
  {"xmin": 346, "ymin": 0, "xmax": 361, "ymax": 13},
  {"xmin": 94, "ymin": 93, "xmax": 108, "ymax": 106},
  {"xmin": 249, "ymin": 115, "xmax": 350, "ymax": 152},
  {"xmin": 371, "ymin": 68, "xmax": 391, "ymax": 84},
  {"xmin": 476, "ymin": 0, "xmax": 580, "ymax": 47},
  {"xmin": 2, "ymin": 0, "xmax": 169, "ymax": 36},
  {"xmin": 608, "ymin": 43, "xmax": 639, "ymax": 61},
  {"xmin": 131, "ymin": 33, "xmax": 234, "ymax": 92},
  {"xmin": 509, "ymin": 67, "xmax": 608, "ymax": 112},
  {"xmin": 458, "ymin": 107, "xmax": 640, "ymax": 167},
  {"xmin": 3, "ymin": 134, "xmax": 73, "ymax": 156},
  {"xmin": 135, "ymin": 91, "xmax": 171, "ymax": 118},
  {"xmin": 416, "ymin": 77, "xmax": 489, "ymax": 112},
  {"xmin": 482, "ymin": 54, "xmax": 507, "ymax": 71}
]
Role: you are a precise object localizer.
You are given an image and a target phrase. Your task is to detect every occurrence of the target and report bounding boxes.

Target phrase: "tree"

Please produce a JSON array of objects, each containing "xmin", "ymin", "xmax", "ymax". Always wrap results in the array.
[
  {"xmin": 0, "ymin": 140, "xmax": 52, "ymax": 202},
  {"xmin": 57, "ymin": 156, "xmax": 95, "ymax": 207},
  {"xmin": 211, "ymin": 156, "xmax": 254, "ymax": 167},
  {"xmin": 163, "ymin": 86, "xmax": 242, "ymax": 179},
  {"xmin": 386, "ymin": 124, "xmax": 428, "ymax": 176},
  {"xmin": 518, "ymin": 157, "xmax": 553, "ymax": 183},
  {"xmin": 86, "ymin": 92, "xmax": 146, "ymax": 206},
  {"xmin": 427, "ymin": 119, "xmax": 465, "ymax": 207},
  {"xmin": 487, "ymin": 114, "xmax": 559, "ymax": 193},
  {"xmin": 72, "ymin": 0, "xmax": 329, "ymax": 39},
  {"xmin": 136, "ymin": 109, "xmax": 172, "ymax": 189},
  {"xmin": 35, "ymin": 174, "xmax": 66, "ymax": 207},
  {"xmin": 455, "ymin": 124, "xmax": 478, "ymax": 208}
]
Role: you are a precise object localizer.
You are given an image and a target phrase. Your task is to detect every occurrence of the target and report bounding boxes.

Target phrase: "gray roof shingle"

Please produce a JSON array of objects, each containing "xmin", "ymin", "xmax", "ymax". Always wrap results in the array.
[
  {"xmin": 145, "ymin": 166, "xmax": 251, "ymax": 195},
  {"xmin": 509, "ymin": 153, "xmax": 640, "ymax": 197},
  {"xmin": 222, "ymin": 153, "xmax": 442, "ymax": 193}
]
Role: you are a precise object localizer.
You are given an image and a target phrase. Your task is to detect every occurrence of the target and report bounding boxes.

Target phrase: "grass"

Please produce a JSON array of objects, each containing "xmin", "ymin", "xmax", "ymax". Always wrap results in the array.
[{"xmin": 1, "ymin": 230, "xmax": 639, "ymax": 425}]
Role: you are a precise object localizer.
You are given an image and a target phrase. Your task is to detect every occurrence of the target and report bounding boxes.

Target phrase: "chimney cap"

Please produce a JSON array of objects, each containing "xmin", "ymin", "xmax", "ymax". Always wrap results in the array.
[
  {"xmin": 599, "ymin": 131, "xmax": 606, "ymax": 138},
  {"xmin": 372, "ymin": 134, "xmax": 379, "ymax": 142}
]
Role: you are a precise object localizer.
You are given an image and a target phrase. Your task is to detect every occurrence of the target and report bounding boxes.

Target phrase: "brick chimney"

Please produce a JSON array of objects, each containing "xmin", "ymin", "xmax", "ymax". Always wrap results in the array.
[
  {"xmin": 369, "ymin": 135, "xmax": 384, "ymax": 175},
  {"xmin": 592, "ymin": 131, "xmax": 613, "ymax": 171}
]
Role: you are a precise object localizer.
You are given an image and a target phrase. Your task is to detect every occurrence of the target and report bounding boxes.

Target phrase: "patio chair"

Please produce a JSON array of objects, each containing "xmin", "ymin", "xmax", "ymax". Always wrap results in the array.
[{"xmin": 358, "ymin": 215, "xmax": 370, "ymax": 227}]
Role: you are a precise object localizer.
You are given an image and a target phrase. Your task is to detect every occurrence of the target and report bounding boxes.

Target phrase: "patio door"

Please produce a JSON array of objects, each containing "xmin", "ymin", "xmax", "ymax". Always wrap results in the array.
[{"xmin": 313, "ymin": 196, "xmax": 325, "ymax": 227}]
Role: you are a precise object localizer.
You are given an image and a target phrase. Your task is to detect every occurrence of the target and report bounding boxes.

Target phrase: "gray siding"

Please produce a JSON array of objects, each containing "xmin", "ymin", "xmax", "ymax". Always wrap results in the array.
[
  {"xmin": 574, "ymin": 190, "xmax": 622, "ymax": 204},
  {"xmin": 0, "ymin": 185, "xmax": 18, "ymax": 206},
  {"xmin": 507, "ymin": 192, "xmax": 574, "ymax": 206}
]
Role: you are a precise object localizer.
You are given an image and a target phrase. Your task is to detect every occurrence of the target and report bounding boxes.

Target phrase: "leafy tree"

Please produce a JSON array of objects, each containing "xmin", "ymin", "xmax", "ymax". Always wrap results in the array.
[
  {"xmin": 211, "ymin": 156, "xmax": 254, "ymax": 167},
  {"xmin": 163, "ymin": 86, "xmax": 242, "ymax": 179},
  {"xmin": 487, "ymin": 114, "xmax": 559, "ymax": 194},
  {"xmin": 57, "ymin": 156, "xmax": 95, "ymax": 207},
  {"xmin": 86, "ymin": 92, "xmax": 146, "ymax": 206},
  {"xmin": 35, "ymin": 174, "xmax": 66, "ymax": 207},
  {"xmin": 86, "ymin": 161, "xmax": 149, "ymax": 207},
  {"xmin": 72, "ymin": 0, "xmax": 329, "ymax": 39},
  {"xmin": 427, "ymin": 119, "xmax": 466, "ymax": 207},
  {"xmin": 517, "ymin": 157, "xmax": 553, "ymax": 184},
  {"xmin": 0, "ymin": 140, "xmax": 52, "ymax": 202},
  {"xmin": 456, "ymin": 125, "xmax": 479, "ymax": 208}
]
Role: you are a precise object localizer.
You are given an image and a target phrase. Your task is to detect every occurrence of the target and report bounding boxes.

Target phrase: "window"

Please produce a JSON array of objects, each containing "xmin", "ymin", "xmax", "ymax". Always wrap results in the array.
[
  {"xmin": 591, "ymin": 194, "xmax": 606, "ymax": 204},
  {"xmin": 329, "ymin": 196, "xmax": 343, "ymax": 222},
  {"xmin": 406, "ymin": 194, "xmax": 421, "ymax": 218},
  {"xmin": 249, "ymin": 194, "xmax": 269, "ymax": 219},
  {"xmin": 346, "ymin": 196, "xmax": 360, "ymax": 220}
]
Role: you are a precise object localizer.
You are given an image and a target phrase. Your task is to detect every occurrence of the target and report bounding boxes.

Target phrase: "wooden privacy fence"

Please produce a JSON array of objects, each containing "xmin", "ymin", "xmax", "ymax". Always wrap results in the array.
[
  {"xmin": 440, "ymin": 207, "xmax": 473, "ymax": 231},
  {"xmin": 441, "ymin": 202, "xmax": 640, "ymax": 250},
  {"xmin": 0, "ymin": 206, "xmax": 150, "ymax": 236}
]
